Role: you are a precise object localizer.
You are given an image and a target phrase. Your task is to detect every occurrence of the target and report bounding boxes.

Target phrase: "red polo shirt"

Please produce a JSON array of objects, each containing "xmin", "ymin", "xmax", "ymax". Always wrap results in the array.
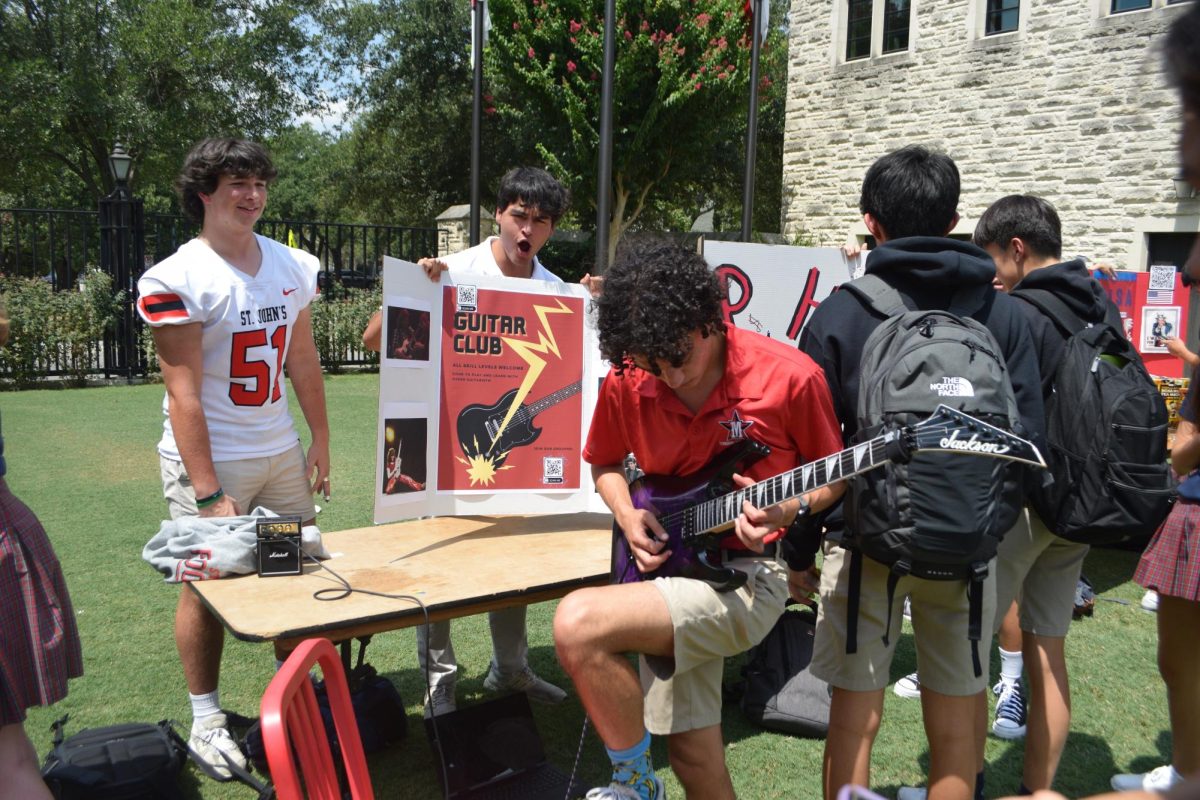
[{"xmin": 585, "ymin": 325, "xmax": 843, "ymax": 547}]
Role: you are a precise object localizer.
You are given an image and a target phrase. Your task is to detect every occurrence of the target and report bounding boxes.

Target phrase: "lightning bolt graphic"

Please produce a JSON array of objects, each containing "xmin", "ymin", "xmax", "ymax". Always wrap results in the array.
[{"xmin": 489, "ymin": 298, "xmax": 574, "ymax": 454}]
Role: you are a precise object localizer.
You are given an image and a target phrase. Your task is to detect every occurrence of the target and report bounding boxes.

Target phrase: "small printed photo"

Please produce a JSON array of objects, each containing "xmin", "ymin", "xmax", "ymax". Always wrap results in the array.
[
  {"xmin": 1141, "ymin": 306, "xmax": 1180, "ymax": 354},
  {"xmin": 384, "ymin": 305, "xmax": 431, "ymax": 363},
  {"xmin": 382, "ymin": 417, "xmax": 428, "ymax": 495}
]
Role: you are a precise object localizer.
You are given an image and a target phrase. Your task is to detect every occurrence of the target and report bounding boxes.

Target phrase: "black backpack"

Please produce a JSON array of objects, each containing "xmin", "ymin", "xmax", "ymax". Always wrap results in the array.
[
  {"xmin": 1011, "ymin": 287, "xmax": 1176, "ymax": 544},
  {"xmin": 841, "ymin": 275, "xmax": 1026, "ymax": 677},
  {"xmin": 740, "ymin": 602, "xmax": 830, "ymax": 738},
  {"xmin": 41, "ymin": 718, "xmax": 188, "ymax": 800}
]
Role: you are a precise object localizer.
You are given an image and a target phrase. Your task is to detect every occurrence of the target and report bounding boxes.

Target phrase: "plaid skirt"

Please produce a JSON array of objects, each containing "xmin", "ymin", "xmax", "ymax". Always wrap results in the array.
[
  {"xmin": 0, "ymin": 480, "xmax": 83, "ymax": 724},
  {"xmin": 1135, "ymin": 498, "xmax": 1200, "ymax": 602}
]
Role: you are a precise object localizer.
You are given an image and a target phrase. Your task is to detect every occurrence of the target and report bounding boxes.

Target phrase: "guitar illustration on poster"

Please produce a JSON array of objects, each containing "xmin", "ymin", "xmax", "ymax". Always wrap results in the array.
[{"xmin": 437, "ymin": 283, "xmax": 585, "ymax": 492}]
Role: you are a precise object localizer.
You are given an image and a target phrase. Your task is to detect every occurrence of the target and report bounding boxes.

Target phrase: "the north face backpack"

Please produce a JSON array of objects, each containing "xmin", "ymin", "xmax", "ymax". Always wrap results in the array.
[
  {"xmin": 841, "ymin": 274, "xmax": 1025, "ymax": 677},
  {"xmin": 1011, "ymin": 287, "xmax": 1175, "ymax": 544}
]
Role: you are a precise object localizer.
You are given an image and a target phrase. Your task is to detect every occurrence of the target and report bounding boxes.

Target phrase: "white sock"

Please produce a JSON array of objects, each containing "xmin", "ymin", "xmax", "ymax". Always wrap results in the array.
[
  {"xmin": 999, "ymin": 647, "xmax": 1023, "ymax": 685},
  {"xmin": 189, "ymin": 690, "xmax": 221, "ymax": 725}
]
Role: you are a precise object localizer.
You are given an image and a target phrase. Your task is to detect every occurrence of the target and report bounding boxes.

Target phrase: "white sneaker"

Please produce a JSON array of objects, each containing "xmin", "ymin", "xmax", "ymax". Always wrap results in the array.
[
  {"xmin": 1141, "ymin": 590, "xmax": 1160, "ymax": 612},
  {"xmin": 1111, "ymin": 764, "xmax": 1184, "ymax": 792},
  {"xmin": 484, "ymin": 664, "xmax": 567, "ymax": 704},
  {"xmin": 896, "ymin": 787, "xmax": 927, "ymax": 800},
  {"xmin": 893, "ymin": 671, "xmax": 921, "ymax": 699},
  {"xmin": 585, "ymin": 775, "xmax": 665, "ymax": 799},
  {"xmin": 902, "ymin": 596, "xmax": 912, "ymax": 621},
  {"xmin": 188, "ymin": 713, "xmax": 247, "ymax": 780},
  {"xmin": 424, "ymin": 682, "xmax": 457, "ymax": 718}
]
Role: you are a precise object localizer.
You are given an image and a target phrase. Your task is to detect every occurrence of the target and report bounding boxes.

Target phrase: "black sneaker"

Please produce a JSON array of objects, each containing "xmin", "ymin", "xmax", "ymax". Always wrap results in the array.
[{"xmin": 992, "ymin": 679, "xmax": 1026, "ymax": 739}]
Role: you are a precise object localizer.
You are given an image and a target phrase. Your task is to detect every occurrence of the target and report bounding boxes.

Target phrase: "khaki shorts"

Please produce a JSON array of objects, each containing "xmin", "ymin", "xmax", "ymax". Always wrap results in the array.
[
  {"xmin": 640, "ymin": 557, "xmax": 788, "ymax": 735},
  {"xmin": 995, "ymin": 509, "xmax": 1088, "ymax": 638},
  {"xmin": 160, "ymin": 443, "xmax": 316, "ymax": 522},
  {"xmin": 812, "ymin": 541, "xmax": 996, "ymax": 696}
]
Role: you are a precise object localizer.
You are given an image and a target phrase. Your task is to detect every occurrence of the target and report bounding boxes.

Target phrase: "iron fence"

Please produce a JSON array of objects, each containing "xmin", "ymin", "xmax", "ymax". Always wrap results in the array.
[{"xmin": 0, "ymin": 206, "xmax": 440, "ymax": 382}]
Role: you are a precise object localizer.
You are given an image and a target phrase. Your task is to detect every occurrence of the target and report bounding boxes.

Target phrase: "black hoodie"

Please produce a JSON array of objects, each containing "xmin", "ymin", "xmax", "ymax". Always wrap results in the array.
[
  {"xmin": 1008, "ymin": 258, "xmax": 1123, "ymax": 398},
  {"xmin": 799, "ymin": 237, "xmax": 1046, "ymax": 448}
]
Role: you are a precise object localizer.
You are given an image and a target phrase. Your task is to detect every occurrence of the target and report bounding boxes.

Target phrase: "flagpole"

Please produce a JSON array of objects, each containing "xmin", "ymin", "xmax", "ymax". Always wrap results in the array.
[
  {"xmin": 470, "ymin": 0, "xmax": 485, "ymax": 247},
  {"xmin": 595, "ymin": 0, "xmax": 616, "ymax": 273},
  {"xmin": 740, "ymin": 0, "xmax": 763, "ymax": 242}
]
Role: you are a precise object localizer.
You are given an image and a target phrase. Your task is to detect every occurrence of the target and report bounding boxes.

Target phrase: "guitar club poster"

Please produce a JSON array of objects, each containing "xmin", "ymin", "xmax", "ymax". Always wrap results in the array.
[
  {"xmin": 373, "ymin": 257, "xmax": 598, "ymax": 524},
  {"xmin": 438, "ymin": 283, "xmax": 584, "ymax": 492}
]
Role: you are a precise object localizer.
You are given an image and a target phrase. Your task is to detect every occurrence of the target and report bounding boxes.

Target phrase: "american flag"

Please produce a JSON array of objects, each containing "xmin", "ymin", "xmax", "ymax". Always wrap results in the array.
[{"xmin": 1147, "ymin": 289, "xmax": 1174, "ymax": 304}]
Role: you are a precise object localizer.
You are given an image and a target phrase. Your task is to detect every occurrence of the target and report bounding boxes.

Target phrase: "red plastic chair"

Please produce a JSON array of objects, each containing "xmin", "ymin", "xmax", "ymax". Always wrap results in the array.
[{"xmin": 260, "ymin": 637, "xmax": 376, "ymax": 800}]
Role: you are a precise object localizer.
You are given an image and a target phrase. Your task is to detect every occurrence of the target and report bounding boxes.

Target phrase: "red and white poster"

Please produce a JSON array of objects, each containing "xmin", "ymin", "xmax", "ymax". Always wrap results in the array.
[
  {"xmin": 437, "ymin": 284, "xmax": 585, "ymax": 492},
  {"xmin": 1096, "ymin": 268, "xmax": 1189, "ymax": 379},
  {"xmin": 373, "ymin": 258, "xmax": 598, "ymax": 524}
]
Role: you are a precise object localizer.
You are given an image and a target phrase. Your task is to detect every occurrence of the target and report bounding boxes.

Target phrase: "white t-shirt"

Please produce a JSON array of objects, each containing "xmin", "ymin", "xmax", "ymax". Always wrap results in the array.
[
  {"xmin": 136, "ymin": 235, "xmax": 320, "ymax": 462},
  {"xmin": 442, "ymin": 237, "xmax": 562, "ymax": 282}
]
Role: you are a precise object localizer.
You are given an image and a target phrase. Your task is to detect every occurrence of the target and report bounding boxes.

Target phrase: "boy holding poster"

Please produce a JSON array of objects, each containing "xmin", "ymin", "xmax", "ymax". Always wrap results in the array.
[{"xmin": 364, "ymin": 167, "xmax": 571, "ymax": 715}]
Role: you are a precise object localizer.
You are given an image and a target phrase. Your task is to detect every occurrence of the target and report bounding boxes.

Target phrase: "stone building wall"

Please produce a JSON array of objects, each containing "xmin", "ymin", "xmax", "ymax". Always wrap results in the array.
[{"xmin": 782, "ymin": 0, "xmax": 1198, "ymax": 268}]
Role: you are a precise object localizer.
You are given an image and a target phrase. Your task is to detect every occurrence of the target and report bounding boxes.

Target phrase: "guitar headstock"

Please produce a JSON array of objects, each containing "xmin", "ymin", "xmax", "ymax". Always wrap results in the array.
[{"xmin": 907, "ymin": 404, "xmax": 1046, "ymax": 467}]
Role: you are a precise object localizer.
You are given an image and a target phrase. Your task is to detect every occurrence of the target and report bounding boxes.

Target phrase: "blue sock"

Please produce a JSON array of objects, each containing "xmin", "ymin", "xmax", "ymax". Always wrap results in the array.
[{"xmin": 606, "ymin": 730, "xmax": 657, "ymax": 799}]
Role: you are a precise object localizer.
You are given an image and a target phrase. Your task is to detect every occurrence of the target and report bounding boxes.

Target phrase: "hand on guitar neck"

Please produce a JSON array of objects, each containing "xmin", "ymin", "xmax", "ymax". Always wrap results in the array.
[{"xmin": 728, "ymin": 472, "xmax": 802, "ymax": 553}]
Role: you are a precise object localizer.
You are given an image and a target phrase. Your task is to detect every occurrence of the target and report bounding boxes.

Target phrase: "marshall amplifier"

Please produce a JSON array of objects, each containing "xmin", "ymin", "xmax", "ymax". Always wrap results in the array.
[{"xmin": 256, "ymin": 516, "xmax": 303, "ymax": 577}]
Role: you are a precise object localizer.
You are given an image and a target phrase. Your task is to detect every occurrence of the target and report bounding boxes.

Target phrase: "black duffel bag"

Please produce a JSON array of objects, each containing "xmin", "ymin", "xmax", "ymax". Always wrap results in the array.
[{"xmin": 740, "ymin": 601, "xmax": 831, "ymax": 738}]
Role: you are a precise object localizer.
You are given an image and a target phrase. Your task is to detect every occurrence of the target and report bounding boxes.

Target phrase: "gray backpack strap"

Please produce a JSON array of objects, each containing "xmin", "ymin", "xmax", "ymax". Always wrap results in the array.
[{"xmin": 844, "ymin": 274, "xmax": 910, "ymax": 316}]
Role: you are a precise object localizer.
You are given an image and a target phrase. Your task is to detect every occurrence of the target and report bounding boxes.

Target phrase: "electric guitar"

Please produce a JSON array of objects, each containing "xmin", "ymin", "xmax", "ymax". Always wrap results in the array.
[
  {"xmin": 456, "ymin": 381, "xmax": 583, "ymax": 467},
  {"xmin": 611, "ymin": 404, "xmax": 1045, "ymax": 592}
]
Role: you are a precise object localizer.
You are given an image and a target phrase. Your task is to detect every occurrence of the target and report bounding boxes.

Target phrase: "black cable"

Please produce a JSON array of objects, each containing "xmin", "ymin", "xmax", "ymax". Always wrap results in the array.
[{"xmin": 299, "ymin": 551, "xmax": 452, "ymax": 800}]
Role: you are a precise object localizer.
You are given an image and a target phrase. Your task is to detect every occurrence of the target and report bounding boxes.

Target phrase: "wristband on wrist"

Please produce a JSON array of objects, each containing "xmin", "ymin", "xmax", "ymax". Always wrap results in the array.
[{"xmin": 195, "ymin": 487, "xmax": 225, "ymax": 509}]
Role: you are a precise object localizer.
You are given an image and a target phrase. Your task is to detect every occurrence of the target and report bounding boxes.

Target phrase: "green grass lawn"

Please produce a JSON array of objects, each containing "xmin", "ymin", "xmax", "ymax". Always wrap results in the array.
[{"xmin": 9, "ymin": 373, "xmax": 1171, "ymax": 798}]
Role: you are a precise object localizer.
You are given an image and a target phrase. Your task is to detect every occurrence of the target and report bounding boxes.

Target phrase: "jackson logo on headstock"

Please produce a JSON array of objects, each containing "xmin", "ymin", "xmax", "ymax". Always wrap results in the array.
[{"xmin": 938, "ymin": 429, "xmax": 1011, "ymax": 455}]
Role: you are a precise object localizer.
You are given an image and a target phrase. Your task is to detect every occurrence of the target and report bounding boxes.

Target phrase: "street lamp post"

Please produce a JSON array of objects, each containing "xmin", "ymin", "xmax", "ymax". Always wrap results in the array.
[{"xmin": 98, "ymin": 142, "xmax": 144, "ymax": 382}]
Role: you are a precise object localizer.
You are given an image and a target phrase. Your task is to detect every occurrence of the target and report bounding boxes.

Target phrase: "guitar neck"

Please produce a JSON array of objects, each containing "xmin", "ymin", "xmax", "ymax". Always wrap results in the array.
[
  {"xmin": 669, "ymin": 430, "xmax": 900, "ymax": 547},
  {"xmin": 525, "ymin": 382, "xmax": 583, "ymax": 417}
]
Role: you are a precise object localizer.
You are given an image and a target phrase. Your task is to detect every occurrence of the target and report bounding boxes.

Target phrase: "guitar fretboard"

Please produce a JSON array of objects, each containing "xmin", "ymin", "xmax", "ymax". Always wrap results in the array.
[
  {"xmin": 664, "ymin": 431, "xmax": 901, "ymax": 547},
  {"xmin": 523, "ymin": 381, "xmax": 583, "ymax": 420}
]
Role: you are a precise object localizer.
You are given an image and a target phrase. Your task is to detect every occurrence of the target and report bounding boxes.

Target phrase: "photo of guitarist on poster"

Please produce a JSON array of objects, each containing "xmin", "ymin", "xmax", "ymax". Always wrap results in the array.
[
  {"xmin": 381, "ymin": 416, "xmax": 427, "ymax": 495},
  {"xmin": 437, "ymin": 283, "xmax": 585, "ymax": 493},
  {"xmin": 384, "ymin": 303, "xmax": 431, "ymax": 363}
]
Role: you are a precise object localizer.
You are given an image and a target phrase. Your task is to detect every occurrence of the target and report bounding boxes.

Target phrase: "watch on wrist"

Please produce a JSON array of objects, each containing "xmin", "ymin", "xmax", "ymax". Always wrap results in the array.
[{"xmin": 790, "ymin": 496, "xmax": 812, "ymax": 528}]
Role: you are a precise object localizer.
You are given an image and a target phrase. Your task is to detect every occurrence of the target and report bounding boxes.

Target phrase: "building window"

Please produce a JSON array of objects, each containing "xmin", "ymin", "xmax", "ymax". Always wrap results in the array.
[
  {"xmin": 986, "ymin": 0, "xmax": 1020, "ymax": 33},
  {"xmin": 842, "ymin": 0, "xmax": 913, "ymax": 61},
  {"xmin": 846, "ymin": 0, "xmax": 873, "ymax": 61},
  {"xmin": 1111, "ymin": 0, "xmax": 1152, "ymax": 10},
  {"xmin": 883, "ymin": 0, "xmax": 911, "ymax": 53}
]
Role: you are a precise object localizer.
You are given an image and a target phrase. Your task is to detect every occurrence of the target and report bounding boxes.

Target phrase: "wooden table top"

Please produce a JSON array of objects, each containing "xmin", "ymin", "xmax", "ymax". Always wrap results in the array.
[{"xmin": 190, "ymin": 512, "xmax": 613, "ymax": 647}]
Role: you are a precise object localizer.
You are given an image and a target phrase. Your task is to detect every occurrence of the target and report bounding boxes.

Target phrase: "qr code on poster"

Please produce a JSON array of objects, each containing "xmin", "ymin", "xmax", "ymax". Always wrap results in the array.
[
  {"xmin": 456, "ymin": 284, "xmax": 478, "ymax": 313},
  {"xmin": 542, "ymin": 456, "xmax": 564, "ymax": 484},
  {"xmin": 1149, "ymin": 264, "xmax": 1176, "ymax": 291}
]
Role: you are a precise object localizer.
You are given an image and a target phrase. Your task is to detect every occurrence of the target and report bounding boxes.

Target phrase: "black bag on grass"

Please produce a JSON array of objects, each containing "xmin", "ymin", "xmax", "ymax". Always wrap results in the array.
[
  {"xmin": 244, "ymin": 637, "xmax": 406, "ymax": 770},
  {"xmin": 740, "ymin": 602, "xmax": 830, "ymax": 738},
  {"xmin": 41, "ymin": 716, "xmax": 187, "ymax": 800}
]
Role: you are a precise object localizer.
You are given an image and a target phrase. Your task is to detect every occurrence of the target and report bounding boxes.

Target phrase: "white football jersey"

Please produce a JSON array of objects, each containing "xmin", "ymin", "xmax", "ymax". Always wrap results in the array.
[{"xmin": 137, "ymin": 235, "xmax": 319, "ymax": 461}]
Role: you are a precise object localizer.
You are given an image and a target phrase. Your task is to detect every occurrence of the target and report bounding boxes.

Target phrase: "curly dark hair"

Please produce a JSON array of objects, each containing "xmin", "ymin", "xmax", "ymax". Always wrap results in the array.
[
  {"xmin": 595, "ymin": 237, "xmax": 726, "ymax": 374},
  {"xmin": 175, "ymin": 138, "xmax": 278, "ymax": 223}
]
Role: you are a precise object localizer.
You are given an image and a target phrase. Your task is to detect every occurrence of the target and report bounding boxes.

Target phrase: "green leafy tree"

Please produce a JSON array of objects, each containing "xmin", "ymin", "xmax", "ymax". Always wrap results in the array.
[
  {"xmin": 326, "ymin": 0, "xmax": 527, "ymax": 229},
  {"xmin": 485, "ymin": 0, "xmax": 768, "ymax": 262},
  {"xmin": 0, "ymin": 0, "xmax": 327, "ymax": 208}
]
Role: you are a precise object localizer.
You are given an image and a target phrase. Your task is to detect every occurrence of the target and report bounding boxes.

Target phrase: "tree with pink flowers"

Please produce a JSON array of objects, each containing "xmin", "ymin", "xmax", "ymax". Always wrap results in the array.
[{"xmin": 486, "ymin": 0, "xmax": 775, "ymax": 263}]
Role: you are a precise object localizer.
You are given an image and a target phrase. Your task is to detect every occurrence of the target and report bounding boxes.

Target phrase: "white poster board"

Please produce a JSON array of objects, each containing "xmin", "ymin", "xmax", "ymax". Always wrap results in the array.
[
  {"xmin": 705, "ymin": 241, "xmax": 856, "ymax": 346},
  {"xmin": 372, "ymin": 257, "xmax": 600, "ymax": 523}
]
